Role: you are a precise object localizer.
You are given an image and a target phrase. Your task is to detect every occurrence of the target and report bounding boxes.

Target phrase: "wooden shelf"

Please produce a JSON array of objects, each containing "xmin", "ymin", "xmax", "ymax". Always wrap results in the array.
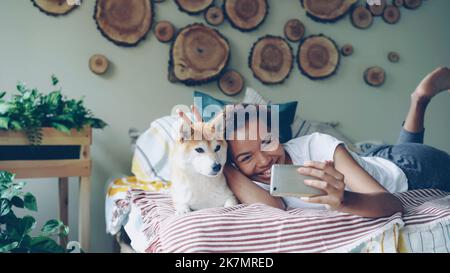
[{"xmin": 0, "ymin": 126, "xmax": 92, "ymax": 251}]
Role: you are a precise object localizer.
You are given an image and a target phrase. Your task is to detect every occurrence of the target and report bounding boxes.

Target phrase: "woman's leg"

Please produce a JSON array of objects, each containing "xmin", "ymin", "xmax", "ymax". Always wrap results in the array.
[
  {"xmin": 369, "ymin": 67, "xmax": 450, "ymax": 191},
  {"xmin": 398, "ymin": 67, "xmax": 450, "ymax": 144}
]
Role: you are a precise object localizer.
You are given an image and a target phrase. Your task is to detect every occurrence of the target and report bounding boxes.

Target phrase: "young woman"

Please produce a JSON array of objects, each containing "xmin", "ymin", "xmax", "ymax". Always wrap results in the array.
[{"xmin": 223, "ymin": 67, "xmax": 450, "ymax": 218}]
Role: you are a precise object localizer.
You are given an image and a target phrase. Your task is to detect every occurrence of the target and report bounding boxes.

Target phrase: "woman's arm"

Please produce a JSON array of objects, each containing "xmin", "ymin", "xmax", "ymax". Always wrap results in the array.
[
  {"xmin": 299, "ymin": 145, "xmax": 404, "ymax": 218},
  {"xmin": 224, "ymin": 163, "xmax": 286, "ymax": 210}
]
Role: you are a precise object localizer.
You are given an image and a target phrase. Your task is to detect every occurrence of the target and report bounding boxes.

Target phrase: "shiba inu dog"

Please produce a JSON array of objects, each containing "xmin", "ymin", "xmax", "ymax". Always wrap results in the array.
[{"xmin": 170, "ymin": 111, "xmax": 238, "ymax": 215}]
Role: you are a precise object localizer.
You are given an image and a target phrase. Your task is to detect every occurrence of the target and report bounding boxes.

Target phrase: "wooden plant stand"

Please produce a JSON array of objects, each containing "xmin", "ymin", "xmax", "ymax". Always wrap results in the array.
[{"xmin": 0, "ymin": 127, "xmax": 92, "ymax": 251}]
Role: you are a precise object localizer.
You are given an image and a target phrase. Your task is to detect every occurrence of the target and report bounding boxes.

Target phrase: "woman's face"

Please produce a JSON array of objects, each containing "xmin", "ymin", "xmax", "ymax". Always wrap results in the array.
[{"xmin": 228, "ymin": 119, "xmax": 290, "ymax": 184}]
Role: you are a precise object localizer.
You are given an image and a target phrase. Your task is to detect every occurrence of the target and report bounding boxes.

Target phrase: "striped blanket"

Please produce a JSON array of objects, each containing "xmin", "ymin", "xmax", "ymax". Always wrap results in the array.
[{"xmin": 114, "ymin": 188, "xmax": 450, "ymax": 253}]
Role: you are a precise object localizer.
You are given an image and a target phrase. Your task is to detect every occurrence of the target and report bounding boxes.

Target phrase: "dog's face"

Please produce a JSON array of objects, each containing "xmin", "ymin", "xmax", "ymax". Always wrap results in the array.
[{"xmin": 173, "ymin": 121, "xmax": 227, "ymax": 177}]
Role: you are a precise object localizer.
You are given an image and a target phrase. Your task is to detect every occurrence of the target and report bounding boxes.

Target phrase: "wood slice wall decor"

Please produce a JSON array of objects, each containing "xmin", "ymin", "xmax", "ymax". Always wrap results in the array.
[
  {"xmin": 175, "ymin": 0, "xmax": 214, "ymax": 15},
  {"xmin": 89, "ymin": 54, "xmax": 109, "ymax": 75},
  {"xmin": 284, "ymin": 19, "xmax": 305, "ymax": 43},
  {"xmin": 388, "ymin": 51, "xmax": 400, "ymax": 63},
  {"xmin": 341, "ymin": 44, "xmax": 353, "ymax": 56},
  {"xmin": 219, "ymin": 70, "xmax": 245, "ymax": 96},
  {"xmin": 383, "ymin": 5, "xmax": 401, "ymax": 24},
  {"xmin": 154, "ymin": 21, "xmax": 176, "ymax": 43},
  {"xmin": 249, "ymin": 36, "xmax": 293, "ymax": 85},
  {"xmin": 224, "ymin": 0, "xmax": 269, "ymax": 32},
  {"xmin": 301, "ymin": 0, "xmax": 357, "ymax": 23},
  {"xmin": 394, "ymin": 0, "xmax": 404, "ymax": 8},
  {"xmin": 364, "ymin": 66, "xmax": 386, "ymax": 87},
  {"xmin": 351, "ymin": 6, "xmax": 374, "ymax": 29},
  {"xmin": 31, "ymin": 0, "xmax": 79, "ymax": 16},
  {"xmin": 94, "ymin": 0, "xmax": 153, "ymax": 47},
  {"xmin": 404, "ymin": 0, "xmax": 422, "ymax": 10},
  {"xmin": 367, "ymin": 0, "xmax": 386, "ymax": 16},
  {"xmin": 298, "ymin": 34, "xmax": 340, "ymax": 80},
  {"xmin": 205, "ymin": 6, "xmax": 225, "ymax": 26},
  {"xmin": 169, "ymin": 24, "xmax": 230, "ymax": 86}
]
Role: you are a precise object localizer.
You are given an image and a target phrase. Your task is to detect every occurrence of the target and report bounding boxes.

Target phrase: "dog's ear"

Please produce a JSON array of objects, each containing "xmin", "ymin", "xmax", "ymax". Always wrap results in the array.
[
  {"xmin": 205, "ymin": 112, "xmax": 225, "ymax": 140},
  {"xmin": 177, "ymin": 120, "xmax": 194, "ymax": 143}
]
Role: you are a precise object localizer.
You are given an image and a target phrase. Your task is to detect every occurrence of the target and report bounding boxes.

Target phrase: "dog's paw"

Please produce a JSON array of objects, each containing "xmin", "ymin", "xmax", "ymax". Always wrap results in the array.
[
  {"xmin": 224, "ymin": 197, "xmax": 238, "ymax": 208},
  {"xmin": 175, "ymin": 206, "xmax": 191, "ymax": 216}
]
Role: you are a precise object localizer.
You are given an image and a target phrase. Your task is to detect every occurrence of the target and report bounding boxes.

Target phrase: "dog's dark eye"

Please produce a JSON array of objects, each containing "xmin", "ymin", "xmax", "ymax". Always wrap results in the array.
[
  {"xmin": 214, "ymin": 145, "xmax": 221, "ymax": 152},
  {"xmin": 195, "ymin": 148, "xmax": 205, "ymax": 153}
]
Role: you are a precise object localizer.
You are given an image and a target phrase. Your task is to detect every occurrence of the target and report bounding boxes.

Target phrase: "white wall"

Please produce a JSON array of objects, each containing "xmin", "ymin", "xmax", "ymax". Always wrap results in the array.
[{"xmin": 1, "ymin": 0, "xmax": 449, "ymax": 252}]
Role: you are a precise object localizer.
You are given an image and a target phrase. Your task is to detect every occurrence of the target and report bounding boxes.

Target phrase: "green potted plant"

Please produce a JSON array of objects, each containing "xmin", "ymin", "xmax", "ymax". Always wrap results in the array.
[
  {"xmin": 0, "ymin": 170, "xmax": 71, "ymax": 253},
  {"xmin": 0, "ymin": 75, "xmax": 107, "ymax": 145}
]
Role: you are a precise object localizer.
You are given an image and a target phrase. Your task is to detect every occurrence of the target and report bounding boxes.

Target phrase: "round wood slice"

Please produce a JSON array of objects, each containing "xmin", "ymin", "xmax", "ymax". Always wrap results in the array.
[
  {"xmin": 89, "ymin": 54, "xmax": 109, "ymax": 75},
  {"xmin": 154, "ymin": 21, "xmax": 175, "ymax": 43},
  {"xmin": 393, "ymin": 0, "xmax": 404, "ymax": 8},
  {"xmin": 298, "ymin": 34, "xmax": 340, "ymax": 80},
  {"xmin": 224, "ymin": 0, "xmax": 268, "ymax": 32},
  {"xmin": 364, "ymin": 66, "xmax": 386, "ymax": 87},
  {"xmin": 284, "ymin": 19, "xmax": 305, "ymax": 43},
  {"xmin": 351, "ymin": 6, "xmax": 374, "ymax": 29},
  {"xmin": 205, "ymin": 6, "xmax": 225, "ymax": 26},
  {"xmin": 301, "ymin": 0, "xmax": 357, "ymax": 23},
  {"xmin": 94, "ymin": 0, "xmax": 153, "ymax": 47},
  {"xmin": 31, "ymin": 0, "xmax": 78, "ymax": 16},
  {"xmin": 341, "ymin": 44, "xmax": 353, "ymax": 56},
  {"xmin": 175, "ymin": 0, "xmax": 214, "ymax": 15},
  {"xmin": 249, "ymin": 36, "xmax": 293, "ymax": 85},
  {"xmin": 404, "ymin": 0, "xmax": 422, "ymax": 9},
  {"xmin": 382, "ymin": 5, "xmax": 401, "ymax": 24},
  {"xmin": 388, "ymin": 51, "xmax": 400, "ymax": 63},
  {"xmin": 367, "ymin": 0, "xmax": 386, "ymax": 16},
  {"xmin": 170, "ymin": 24, "xmax": 230, "ymax": 86},
  {"xmin": 219, "ymin": 70, "xmax": 244, "ymax": 96}
]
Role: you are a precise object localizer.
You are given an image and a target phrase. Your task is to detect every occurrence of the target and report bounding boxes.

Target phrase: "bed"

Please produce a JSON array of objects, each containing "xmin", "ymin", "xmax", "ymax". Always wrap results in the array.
[{"xmin": 107, "ymin": 88, "xmax": 450, "ymax": 253}]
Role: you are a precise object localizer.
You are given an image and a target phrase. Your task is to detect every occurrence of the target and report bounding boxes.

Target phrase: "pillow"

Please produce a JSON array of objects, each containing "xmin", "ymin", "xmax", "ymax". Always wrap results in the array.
[
  {"xmin": 291, "ymin": 117, "xmax": 361, "ymax": 153},
  {"xmin": 194, "ymin": 90, "xmax": 298, "ymax": 143},
  {"xmin": 131, "ymin": 115, "xmax": 179, "ymax": 183}
]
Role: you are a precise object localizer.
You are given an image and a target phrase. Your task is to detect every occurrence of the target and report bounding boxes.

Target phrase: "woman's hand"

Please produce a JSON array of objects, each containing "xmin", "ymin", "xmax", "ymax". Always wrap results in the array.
[{"xmin": 297, "ymin": 160, "xmax": 346, "ymax": 210}]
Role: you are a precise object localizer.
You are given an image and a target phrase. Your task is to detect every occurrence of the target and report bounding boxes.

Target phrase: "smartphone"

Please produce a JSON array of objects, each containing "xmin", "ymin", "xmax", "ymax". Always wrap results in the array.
[{"xmin": 270, "ymin": 164, "xmax": 325, "ymax": 197}]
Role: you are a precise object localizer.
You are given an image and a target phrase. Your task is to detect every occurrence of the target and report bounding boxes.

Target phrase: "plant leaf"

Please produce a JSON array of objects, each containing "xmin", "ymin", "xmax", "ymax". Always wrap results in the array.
[
  {"xmin": 18, "ymin": 216, "xmax": 36, "ymax": 236},
  {"xmin": 23, "ymin": 193, "xmax": 37, "ymax": 212},
  {"xmin": 86, "ymin": 118, "xmax": 107, "ymax": 129},
  {"xmin": 0, "ymin": 171, "xmax": 14, "ymax": 185},
  {"xmin": 51, "ymin": 75, "xmax": 59, "ymax": 86},
  {"xmin": 10, "ymin": 121, "xmax": 22, "ymax": 130},
  {"xmin": 1, "ymin": 182, "xmax": 25, "ymax": 199},
  {"xmin": 0, "ymin": 199, "xmax": 11, "ymax": 216},
  {"xmin": 0, "ymin": 242, "xmax": 19, "ymax": 253},
  {"xmin": 16, "ymin": 82, "xmax": 26, "ymax": 93},
  {"xmin": 0, "ymin": 91, "xmax": 6, "ymax": 99},
  {"xmin": 11, "ymin": 196, "xmax": 24, "ymax": 208},
  {"xmin": 29, "ymin": 236, "xmax": 65, "ymax": 253},
  {"xmin": 51, "ymin": 122, "xmax": 70, "ymax": 134},
  {"xmin": 0, "ymin": 117, "xmax": 9, "ymax": 129},
  {"xmin": 0, "ymin": 103, "xmax": 10, "ymax": 115},
  {"xmin": 41, "ymin": 219, "xmax": 64, "ymax": 236}
]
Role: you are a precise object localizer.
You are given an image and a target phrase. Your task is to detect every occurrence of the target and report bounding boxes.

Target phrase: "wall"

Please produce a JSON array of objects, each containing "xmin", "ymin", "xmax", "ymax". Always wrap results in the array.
[{"xmin": 0, "ymin": 0, "xmax": 449, "ymax": 252}]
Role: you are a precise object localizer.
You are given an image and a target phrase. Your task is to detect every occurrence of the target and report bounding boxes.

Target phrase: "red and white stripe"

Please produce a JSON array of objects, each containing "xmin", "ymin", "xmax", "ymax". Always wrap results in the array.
[{"xmin": 126, "ymin": 189, "xmax": 449, "ymax": 253}]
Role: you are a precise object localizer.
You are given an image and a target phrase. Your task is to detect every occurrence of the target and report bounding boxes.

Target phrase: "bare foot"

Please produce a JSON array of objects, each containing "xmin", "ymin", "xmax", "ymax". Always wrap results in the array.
[{"xmin": 413, "ymin": 67, "xmax": 450, "ymax": 102}]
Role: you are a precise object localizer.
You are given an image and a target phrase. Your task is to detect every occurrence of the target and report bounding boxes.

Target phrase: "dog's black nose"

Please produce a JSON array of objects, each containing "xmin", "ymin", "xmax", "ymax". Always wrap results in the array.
[{"xmin": 212, "ymin": 163, "xmax": 222, "ymax": 172}]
